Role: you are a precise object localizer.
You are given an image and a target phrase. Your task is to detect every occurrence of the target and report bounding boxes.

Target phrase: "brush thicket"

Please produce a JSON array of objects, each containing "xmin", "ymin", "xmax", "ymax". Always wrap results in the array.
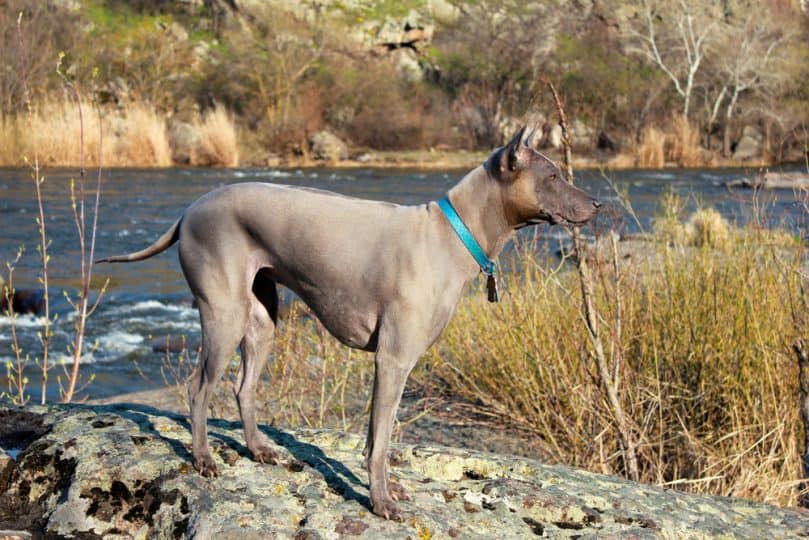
[{"xmin": 416, "ymin": 217, "xmax": 806, "ymax": 505}]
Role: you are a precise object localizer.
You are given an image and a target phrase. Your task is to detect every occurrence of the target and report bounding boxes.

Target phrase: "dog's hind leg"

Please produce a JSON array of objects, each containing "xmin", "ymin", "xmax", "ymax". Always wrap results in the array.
[
  {"xmin": 235, "ymin": 269, "xmax": 279, "ymax": 464},
  {"xmin": 188, "ymin": 299, "xmax": 246, "ymax": 477}
]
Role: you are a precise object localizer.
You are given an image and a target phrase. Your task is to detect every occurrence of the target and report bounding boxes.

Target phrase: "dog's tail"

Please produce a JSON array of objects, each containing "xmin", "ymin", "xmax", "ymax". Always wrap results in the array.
[{"xmin": 96, "ymin": 218, "xmax": 182, "ymax": 264}]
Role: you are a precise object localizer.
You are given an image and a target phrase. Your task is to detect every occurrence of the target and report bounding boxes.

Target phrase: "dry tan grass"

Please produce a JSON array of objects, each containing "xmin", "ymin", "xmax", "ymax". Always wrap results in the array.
[
  {"xmin": 636, "ymin": 126, "xmax": 666, "ymax": 168},
  {"xmin": 0, "ymin": 114, "xmax": 18, "ymax": 164},
  {"xmin": 0, "ymin": 100, "xmax": 172, "ymax": 167},
  {"xmin": 26, "ymin": 100, "xmax": 103, "ymax": 167},
  {"xmin": 632, "ymin": 116, "xmax": 704, "ymax": 168},
  {"xmin": 666, "ymin": 114, "xmax": 702, "ymax": 167},
  {"xmin": 191, "ymin": 105, "xmax": 239, "ymax": 167},
  {"xmin": 108, "ymin": 104, "xmax": 172, "ymax": 167},
  {"xmin": 413, "ymin": 225, "xmax": 806, "ymax": 506}
]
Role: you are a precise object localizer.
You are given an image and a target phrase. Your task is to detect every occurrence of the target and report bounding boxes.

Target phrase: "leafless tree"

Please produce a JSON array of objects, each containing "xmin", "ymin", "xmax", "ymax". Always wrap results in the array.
[
  {"xmin": 627, "ymin": 0, "xmax": 719, "ymax": 118},
  {"xmin": 705, "ymin": 9, "xmax": 796, "ymax": 156}
]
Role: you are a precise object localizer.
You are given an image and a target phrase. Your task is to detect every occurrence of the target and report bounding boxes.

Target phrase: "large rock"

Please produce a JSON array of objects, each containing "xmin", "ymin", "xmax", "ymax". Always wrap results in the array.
[
  {"xmin": 309, "ymin": 130, "xmax": 349, "ymax": 161},
  {"xmin": 732, "ymin": 125, "xmax": 763, "ymax": 161},
  {"xmin": 168, "ymin": 121, "xmax": 200, "ymax": 165},
  {"xmin": 1, "ymin": 404, "xmax": 808, "ymax": 538}
]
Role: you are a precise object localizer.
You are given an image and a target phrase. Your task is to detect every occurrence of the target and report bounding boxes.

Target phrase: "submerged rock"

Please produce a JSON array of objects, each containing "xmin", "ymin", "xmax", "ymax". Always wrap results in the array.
[{"xmin": 0, "ymin": 404, "xmax": 807, "ymax": 538}]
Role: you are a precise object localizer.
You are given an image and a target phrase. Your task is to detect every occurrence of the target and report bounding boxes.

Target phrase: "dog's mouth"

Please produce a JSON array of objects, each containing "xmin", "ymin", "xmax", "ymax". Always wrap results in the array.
[
  {"xmin": 515, "ymin": 214, "xmax": 564, "ymax": 229},
  {"xmin": 515, "ymin": 213, "xmax": 593, "ymax": 229}
]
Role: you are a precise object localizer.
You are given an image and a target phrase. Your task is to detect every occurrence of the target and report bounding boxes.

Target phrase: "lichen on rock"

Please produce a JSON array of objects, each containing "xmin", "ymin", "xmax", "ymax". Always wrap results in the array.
[{"xmin": 0, "ymin": 403, "xmax": 808, "ymax": 538}]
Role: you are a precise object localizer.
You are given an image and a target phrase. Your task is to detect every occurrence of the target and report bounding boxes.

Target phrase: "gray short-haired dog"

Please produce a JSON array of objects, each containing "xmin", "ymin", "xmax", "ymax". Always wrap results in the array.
[{"xmin": 98, "ymin": 127, "xmax": 600, "ymax": 520}]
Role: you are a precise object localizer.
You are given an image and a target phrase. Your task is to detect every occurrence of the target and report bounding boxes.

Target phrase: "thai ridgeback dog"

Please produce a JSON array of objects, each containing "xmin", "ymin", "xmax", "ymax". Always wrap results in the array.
[{"xmin": 98, "ymin": 127, "xmax": 601, "ymax": 520}]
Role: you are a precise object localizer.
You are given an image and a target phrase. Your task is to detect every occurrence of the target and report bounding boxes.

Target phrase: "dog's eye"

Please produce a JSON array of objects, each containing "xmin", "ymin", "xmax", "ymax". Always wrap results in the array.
[{"xmin": 549, "ymin": 173, "xmax": 557, "ymax": 182}]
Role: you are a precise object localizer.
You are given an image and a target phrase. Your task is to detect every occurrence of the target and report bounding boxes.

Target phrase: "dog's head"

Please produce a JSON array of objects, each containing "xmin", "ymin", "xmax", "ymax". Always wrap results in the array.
[{"xmin": 484, "ymin": 126, "xmax": 601, "ymax": 228}]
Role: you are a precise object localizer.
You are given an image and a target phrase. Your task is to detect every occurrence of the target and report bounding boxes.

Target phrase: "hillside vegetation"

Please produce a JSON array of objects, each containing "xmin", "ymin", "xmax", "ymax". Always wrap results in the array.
[{"xmin": 1, "ymin": 0, "xmax": 807, "ymax": 167}]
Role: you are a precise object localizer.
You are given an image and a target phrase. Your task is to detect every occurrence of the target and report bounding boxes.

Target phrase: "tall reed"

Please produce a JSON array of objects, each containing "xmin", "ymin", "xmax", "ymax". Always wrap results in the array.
[{"xmin": 636, "ymin": 125, "xmax": 666, "ymax": 168}]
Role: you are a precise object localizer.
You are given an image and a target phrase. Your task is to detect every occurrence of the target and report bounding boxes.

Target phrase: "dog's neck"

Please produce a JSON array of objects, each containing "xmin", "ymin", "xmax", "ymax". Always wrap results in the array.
[{"xmin": 445, "ymin": 166, "xmax": 512, "ymax": 261}]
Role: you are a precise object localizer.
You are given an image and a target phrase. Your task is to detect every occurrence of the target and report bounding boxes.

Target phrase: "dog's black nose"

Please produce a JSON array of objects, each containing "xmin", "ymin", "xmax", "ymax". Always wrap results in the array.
[{"xmin": 592, "ymin": 200, "xmax": 602, "ymax": 210}]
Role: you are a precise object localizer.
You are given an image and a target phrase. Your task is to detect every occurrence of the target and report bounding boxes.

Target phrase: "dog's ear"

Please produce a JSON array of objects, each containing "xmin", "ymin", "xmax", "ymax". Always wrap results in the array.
[
  {"xmin": 506, "ymin": 126, "xmax": 527, "ymax": 172},
  {"xmin": 485, "ymin": 126, "xmax": 530, "ymax": 182}
]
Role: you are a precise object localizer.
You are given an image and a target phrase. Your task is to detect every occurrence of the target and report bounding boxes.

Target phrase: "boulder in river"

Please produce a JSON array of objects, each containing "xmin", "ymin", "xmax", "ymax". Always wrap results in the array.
[
  {"xmin": 0, "ymin": 286, "xmax": 45, "ymax": 316},
  {"xmin": 725, "ymin": 171, "xmax": 809, "ymax": 190},
  {"xmin": 1, "ymin": 404, "xmax": 808, "ymax": 538}
]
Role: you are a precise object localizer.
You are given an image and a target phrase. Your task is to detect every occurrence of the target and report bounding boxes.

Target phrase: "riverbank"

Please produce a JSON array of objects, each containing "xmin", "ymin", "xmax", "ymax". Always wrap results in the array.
[
  {"xmin": 0, "ymin": 139, "xmax": 784, "ymax": 172},
  {"xmin": 254, "ymin": 147, "xmax": 779, "ymax": 171}
]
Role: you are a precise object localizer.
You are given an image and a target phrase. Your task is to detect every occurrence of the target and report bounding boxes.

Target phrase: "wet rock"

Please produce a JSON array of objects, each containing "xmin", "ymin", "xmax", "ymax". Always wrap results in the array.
[
  {"xmin": 148, "ymin": 334, "xmax": 199, "ymax": 353},
  {"xmin": 0, "ymin": 287, "xmax": 45, "ymax": 316},
  {"xmin": 1, "ymin": 404, "xmax": 808, "ymax": 538}
]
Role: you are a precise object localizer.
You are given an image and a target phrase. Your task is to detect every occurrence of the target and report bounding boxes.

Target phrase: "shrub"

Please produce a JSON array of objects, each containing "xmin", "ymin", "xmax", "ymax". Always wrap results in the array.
[{"xmin": 685, "ymin": 208, "xmax": 730, "ymax": 248}]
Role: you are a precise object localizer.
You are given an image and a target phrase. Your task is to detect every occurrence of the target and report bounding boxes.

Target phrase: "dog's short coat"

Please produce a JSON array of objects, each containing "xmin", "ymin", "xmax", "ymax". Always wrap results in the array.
[{"xmin": 98, "ymin": 127, "xmax": 600, "ymax": 520}]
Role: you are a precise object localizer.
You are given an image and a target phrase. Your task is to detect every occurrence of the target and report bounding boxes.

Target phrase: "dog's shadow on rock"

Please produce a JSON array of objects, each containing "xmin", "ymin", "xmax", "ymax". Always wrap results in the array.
[{"xmin": 63, "ymin": 403, "xmax": 371, "ymax": 510}]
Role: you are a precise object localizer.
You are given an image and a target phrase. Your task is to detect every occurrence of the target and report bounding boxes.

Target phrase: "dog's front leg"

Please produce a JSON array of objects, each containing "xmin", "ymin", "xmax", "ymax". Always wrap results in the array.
[{"xmin": 366, "ymin": 315, "xmax": 424, "ymax": 521}]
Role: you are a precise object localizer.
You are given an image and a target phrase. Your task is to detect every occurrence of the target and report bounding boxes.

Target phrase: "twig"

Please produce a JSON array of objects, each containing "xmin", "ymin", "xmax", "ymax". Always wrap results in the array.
[
  {"xmin": 57, "ymin": 55, "xmax": 108, "ymax": 403},
  {"xmin": 3, "ymin": 248, "xmax": 28, "ymax": 405},
  {"xmin": 17, "ymin": 12, "xmax": 52, "ymax": 404},
  {"xmin": 795, "ymin": 339, "xmax": 809, "ymax": 508},
  {"xmin": 544, "ymin": 77, "xmax": 640, "ymax": 481}
]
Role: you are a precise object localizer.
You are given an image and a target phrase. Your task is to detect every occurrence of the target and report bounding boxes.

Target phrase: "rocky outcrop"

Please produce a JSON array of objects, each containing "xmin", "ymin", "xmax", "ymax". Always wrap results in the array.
[
  {"xmin": 1, "ymin": 404, "xmax": 808, "ymax": 538},
  {"xmin": 309, "ymin": 130, "xmax": 350, "ymax": 161}
]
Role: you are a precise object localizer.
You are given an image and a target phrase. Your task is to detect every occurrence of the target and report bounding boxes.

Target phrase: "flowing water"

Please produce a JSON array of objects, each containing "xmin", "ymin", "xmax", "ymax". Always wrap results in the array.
[{"xmin": 0, "ymin": 165, "xmax": 806, "ymax": 402}]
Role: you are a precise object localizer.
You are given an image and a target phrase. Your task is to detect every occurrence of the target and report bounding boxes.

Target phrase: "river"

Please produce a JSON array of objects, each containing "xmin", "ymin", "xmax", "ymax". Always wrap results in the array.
[{"xmin": 0, "ymin": 165, "xmax": 806, "ymax": 402}]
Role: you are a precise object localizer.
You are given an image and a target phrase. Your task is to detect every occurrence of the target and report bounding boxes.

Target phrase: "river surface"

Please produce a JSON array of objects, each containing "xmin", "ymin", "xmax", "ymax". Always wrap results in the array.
[{"xmin": 0, "ymin": 165, "xmax": 806, "ymax": 402}]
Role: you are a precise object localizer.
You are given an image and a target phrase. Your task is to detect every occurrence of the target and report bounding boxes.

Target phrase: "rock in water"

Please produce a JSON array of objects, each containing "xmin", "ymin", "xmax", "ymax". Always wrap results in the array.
[
  {"xmin": 1, "ymin": 404, "xmax": 808, "ymax": 538},
  {"xmin": 0, "ymin": 289, "xmax": 45, "ymax": 316}
]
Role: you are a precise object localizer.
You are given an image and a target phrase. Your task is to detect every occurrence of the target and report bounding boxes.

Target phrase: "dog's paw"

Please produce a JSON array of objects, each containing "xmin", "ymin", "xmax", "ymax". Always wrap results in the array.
[
  {"xmin": 372, "ymin": 497, "xmax": 404, "ymax": 522},
  {"xmin": 389, "ymin": 481, "xmax": 411, "ymax": 502},
  {"xmin": 193, "ymin": 454, "xmax": 218, "ymax": 478},
  {"xmin": 251, "ymin": 445, "xmax": 279, "ymax": 465}
]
